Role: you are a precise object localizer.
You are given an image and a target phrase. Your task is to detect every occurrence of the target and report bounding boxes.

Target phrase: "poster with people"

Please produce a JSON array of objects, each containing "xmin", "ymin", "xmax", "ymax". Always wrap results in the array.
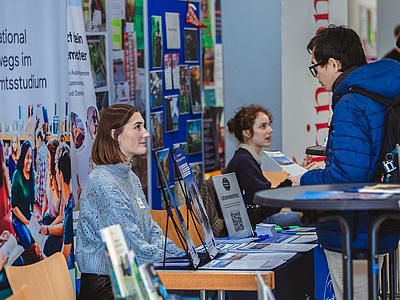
[
  {"xmin": 0, "ymin": 0, "xmax": 97, "ymax": 293},
  {"xmin": 0, "ymin": 0, "xmax": 69, "ymax": 292}
]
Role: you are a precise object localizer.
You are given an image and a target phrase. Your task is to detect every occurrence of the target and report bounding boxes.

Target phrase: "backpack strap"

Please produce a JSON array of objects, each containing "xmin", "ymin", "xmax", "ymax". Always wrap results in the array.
[
  {"xmin": 343, "ymin": 86, "xmax": 392, "ymax": 107},
  {"xmin": 325, "ymin": 86, "xmax": 395, "ymax": 157}
]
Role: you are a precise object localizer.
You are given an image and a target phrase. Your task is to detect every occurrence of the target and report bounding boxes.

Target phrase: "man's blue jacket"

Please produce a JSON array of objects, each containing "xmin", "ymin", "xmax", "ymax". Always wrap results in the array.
[{"xmin": 301, "ymin": 59, "xmax": 400, "ymax": 254}]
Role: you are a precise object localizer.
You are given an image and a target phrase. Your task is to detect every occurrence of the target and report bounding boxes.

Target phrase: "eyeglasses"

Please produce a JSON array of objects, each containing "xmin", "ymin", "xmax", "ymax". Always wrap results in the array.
[{"xmin": 309, "ymin": 62, "xmax": 325, "ymax": 77}]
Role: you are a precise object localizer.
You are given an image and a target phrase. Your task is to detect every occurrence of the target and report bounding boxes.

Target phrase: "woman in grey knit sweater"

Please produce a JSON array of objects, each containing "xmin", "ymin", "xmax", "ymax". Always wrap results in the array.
[{"xmin": 76, "ymin": 104, "xmax": 185, "ymax": 299}]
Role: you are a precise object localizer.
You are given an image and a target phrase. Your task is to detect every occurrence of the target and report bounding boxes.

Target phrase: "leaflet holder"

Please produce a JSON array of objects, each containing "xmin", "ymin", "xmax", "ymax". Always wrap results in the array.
[
  {"xmin": 170, "ymin": 147, "xmax": 209, "ymax": 258},
  {"xmin": 152, "ymin": 151, "xmax": 190, "ymax": 268}
]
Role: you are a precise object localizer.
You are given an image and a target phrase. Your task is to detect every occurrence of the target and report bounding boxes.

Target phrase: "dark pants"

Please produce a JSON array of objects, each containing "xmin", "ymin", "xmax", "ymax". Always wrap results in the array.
[{"xmin": 79, "ymin": 273, "xmax": 114, "ymax": 300}]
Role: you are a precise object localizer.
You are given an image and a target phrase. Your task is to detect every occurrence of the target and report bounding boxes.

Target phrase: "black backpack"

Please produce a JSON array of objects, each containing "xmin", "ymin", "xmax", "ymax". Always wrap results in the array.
[
  {"xmin": 342, "ymin": 86, "xmax": 400, "ymax": 184},
  {"xmin": 339, "ymin": 86, "xmax": 400, "ymax": 229}
]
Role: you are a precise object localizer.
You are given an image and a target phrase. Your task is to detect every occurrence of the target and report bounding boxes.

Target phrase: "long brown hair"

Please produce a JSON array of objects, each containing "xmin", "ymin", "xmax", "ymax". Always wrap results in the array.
[
  {"xmin": 92, "ymin": 104, "xmax": 139, "ymax": 165},
  {"xmin": 10, "ymin": 133, "xmax": 20, "ymax": 163},
  {"xmin": 47, "ymin": 138, "xmax": 60, "ymax": 209}
]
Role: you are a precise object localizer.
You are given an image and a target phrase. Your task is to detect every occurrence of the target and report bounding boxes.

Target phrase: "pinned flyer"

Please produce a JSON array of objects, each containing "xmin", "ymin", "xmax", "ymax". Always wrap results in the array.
[{"xmin": 186, "ymin": 2, "xmax": 208, "ymax": 28}]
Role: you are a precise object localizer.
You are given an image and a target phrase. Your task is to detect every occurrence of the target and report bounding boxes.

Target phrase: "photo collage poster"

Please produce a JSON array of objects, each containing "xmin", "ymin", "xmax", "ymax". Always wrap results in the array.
[
  {"xmin": 148, "ymin": 0, "xmax": 204, "ymax": 209},
  {"xmin": 0, "ymin": 1, "xmax": 100, "ymax": 292}
]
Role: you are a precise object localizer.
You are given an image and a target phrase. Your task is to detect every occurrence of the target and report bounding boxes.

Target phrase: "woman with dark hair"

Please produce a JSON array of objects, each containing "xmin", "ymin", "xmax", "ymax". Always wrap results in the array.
[
  {"xmin": 38, "ymin": 138, "xmax": 64, "ymax": 256},
  {"xmin": 11, "ymin": 140, "xmax": 35, "ymax": 253},
  {"xmin": 76, "ymin": 104, "xmax": 185, "ymax": 300},
  {"xmin": 225, "ymin": 105, "xmax": 301, "ymax": 227}
]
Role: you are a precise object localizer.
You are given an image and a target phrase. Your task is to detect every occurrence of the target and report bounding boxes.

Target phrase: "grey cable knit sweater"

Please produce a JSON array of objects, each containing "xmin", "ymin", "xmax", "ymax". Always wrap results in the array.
[{"xmin": 76, "ymin": 163, "xmax": 185, "ymax": 275}]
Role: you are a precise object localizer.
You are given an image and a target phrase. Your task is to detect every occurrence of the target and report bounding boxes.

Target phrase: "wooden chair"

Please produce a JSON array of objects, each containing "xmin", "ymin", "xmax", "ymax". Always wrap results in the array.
[
  {"xmin": 150, "ymin": 205, "xmax": 204, "ymax": 249},
  {"xmin": 5, "ymin": 252, "xmax": 74, "ymax": 300},
  {"xmin": 150, "ymin": 208, "xmax": 185, "ymax": 249},
  {"xmin": 5, "ymin": 285, "xmax": 34, "ymax": 300},
  {"xmin": 263, "ymin": 171, "xmax": 288, "ymax": 188}
]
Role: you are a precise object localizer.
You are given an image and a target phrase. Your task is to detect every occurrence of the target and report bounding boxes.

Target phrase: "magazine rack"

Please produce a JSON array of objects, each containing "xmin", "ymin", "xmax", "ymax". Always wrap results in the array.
[
  {"xmin": 171, "ymin": 147, "xmax": 209, "ymax": 258},
  {"xmin": 152, "ymin": 151, "xmax": 190, "ymax": 269}
]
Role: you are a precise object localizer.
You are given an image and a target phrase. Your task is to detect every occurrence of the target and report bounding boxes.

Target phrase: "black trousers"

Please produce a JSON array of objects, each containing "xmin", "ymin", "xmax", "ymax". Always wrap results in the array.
[{"xmin": 79, "ymin": 273, "xmax": 115, "ymax": 300}]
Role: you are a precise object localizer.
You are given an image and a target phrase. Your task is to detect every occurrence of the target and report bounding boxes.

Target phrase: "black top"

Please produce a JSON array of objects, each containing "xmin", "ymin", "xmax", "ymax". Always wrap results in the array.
[{"xmin": 225, "ymin": 148, "xmax": 291, "ymax": 219}]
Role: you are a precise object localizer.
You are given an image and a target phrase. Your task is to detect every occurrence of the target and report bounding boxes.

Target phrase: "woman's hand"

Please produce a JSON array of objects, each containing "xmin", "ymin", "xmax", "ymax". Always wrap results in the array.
[
  {"xmin": 292, "ymin": 155, "xmax": 318, "ymax": 170},
  {"xmin": 0, "ymin": 252, "xmax": 9, "ymax": 270},
  {"xmin": 288, "ymin": 174, "xmax": 302, "ymax": 186},
  {"xmin": 0, "ymin": 231, "xmax": 11, "ymax": 243}
]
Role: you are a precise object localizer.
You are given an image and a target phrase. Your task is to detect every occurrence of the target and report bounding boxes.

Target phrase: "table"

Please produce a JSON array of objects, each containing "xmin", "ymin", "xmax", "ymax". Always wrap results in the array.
[
  {"xmin": 157, "ymin": 250, "xmax": 314, "ymax": 300},
  {"xmin": 253, "ymin": 183, "xmax": 400, "ymax": 300},
  {"xmin": 158, "ymin": 270, "xmax": 274, "ymax": 299}
]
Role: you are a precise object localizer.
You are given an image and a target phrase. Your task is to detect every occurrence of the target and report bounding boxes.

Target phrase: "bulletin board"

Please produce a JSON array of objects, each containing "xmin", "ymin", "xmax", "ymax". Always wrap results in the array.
[{"xmin": 147, "ymin": 0, "xmax": 203, "ymax": 209}]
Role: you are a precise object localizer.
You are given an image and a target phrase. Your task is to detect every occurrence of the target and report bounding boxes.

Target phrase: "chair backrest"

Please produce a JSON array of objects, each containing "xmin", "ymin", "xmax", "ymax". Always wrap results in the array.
[
  {"xmin": 179, "ymin": 204, "xmax": 204, "ymax": 247},
  {"xmin": 150, "ymin": 205, "xmax": 204, "ymax": 249},
  {"xmin": 5, "ymin": 285, "xmax": 35, "ymax": 300},
  {"xmin": 262, "ymin": 171, "xmax": 288, "ymax": 188},
  {"xmin": 150, "ymin": 208, "xmax": 186, "ymax": 249},
  {"xmin": 5, "ymin": 252, "xmax": 74, "ymax": 300}
]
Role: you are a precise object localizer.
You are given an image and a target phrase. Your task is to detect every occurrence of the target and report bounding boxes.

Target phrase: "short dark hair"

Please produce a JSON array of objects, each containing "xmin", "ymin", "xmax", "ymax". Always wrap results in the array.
[
  {"xmin": 395, "ymin": 24, "xmax": 400, "ymax": 38},
  {"xmin": 35, "ymin": 128, "xmax": 44, "ymax": 142},
  {"xmin": 307, "ymin": 25, "xmax": 367, "ymax": 72},
  {"xmin": 55, "ymin": 143, "xmax": 71, "ymax": 185},
  {"xmin": 227, "ymin": 105, "xmax": 273, "ymax": 143},
  {"xmin": 17, "ymin": 140, "xmax": 32, "ymax": 172},
  {"xmin": 92, "ymin": 104, "xmax": 139, "ymax": 165}
]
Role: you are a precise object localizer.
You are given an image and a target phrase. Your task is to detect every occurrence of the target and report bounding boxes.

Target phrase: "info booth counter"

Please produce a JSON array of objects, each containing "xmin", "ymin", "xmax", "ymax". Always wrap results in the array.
[{"xmin": 157, "ymin": 249, "xmax": 314, "ymax": 300}]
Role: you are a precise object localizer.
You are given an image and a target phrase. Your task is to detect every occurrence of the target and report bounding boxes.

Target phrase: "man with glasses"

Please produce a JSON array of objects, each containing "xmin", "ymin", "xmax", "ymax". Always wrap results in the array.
[{"xmin": 289, "ymin": 25, "xmax": 400, "ymax": 300}]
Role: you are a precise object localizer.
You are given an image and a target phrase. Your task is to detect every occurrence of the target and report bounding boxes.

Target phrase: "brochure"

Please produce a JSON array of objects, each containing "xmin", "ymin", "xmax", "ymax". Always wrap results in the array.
[
  {"xmin": 139, "ymin": 263, "xmax": 169, "ymax": 300},
  {"xmin": 263, "ymin": 150, "xmax": 307, "ymax": 176},
  {"xmin": 199, "ymin": 253, "xmax": 295, "ymax": 270},
  {"xmin": 255, "ymin": 224, "xmax": 277, "ymax": 236},
  {"xmin": 1, "ymin": 234, "xmax": 24, "ymax": 268},
  {"xmin": 195, "ymin": 243, "xmax": 248, "ymax": 254},
  {"xmin": 234, "ymin": 242, "xmax": 316, "ymax": 253},
  {"xmin": 28, "ymin": 217, "xmax": 48, "ymax": 252},
  {"xmin": 215, "ymin": 236, "xmax": 259, "ymax": 244},
  {"xmin": 294, "ymin": 191, "xmax": 392, "ymax": 200},
  {"xmin": 212, "ymin": 173, "xmax": 253, "ymax": 238},
  {"xmin": 265, "ymin": 233, "xmax": 317, "ymax": 244},
  {"xmin": 358, "ymin": 184, "xmax": 400, "ymax": 194},
  {"xmin": 100, "ymin": 225, "xmax": 145, "ymax": 299}
]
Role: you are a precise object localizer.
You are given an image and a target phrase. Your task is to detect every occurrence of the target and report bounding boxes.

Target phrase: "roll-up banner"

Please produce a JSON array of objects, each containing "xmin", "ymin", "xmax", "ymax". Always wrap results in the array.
[
  {"xmin": 281, "ymin": 0, "xmax": 347, "ymax": 162},
  {"xmin": 0, "ymin": 0, "xmax": 96, "ymax": 292}
]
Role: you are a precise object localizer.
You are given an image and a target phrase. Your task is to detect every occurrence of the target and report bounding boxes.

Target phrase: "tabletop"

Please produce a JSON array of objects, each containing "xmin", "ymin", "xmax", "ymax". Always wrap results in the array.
[
  {"xmin": 157, "ymin": 269, "xmax": 275, "ymax": 291},
  {"xmin": 253, "ymin": 183, "xmax": 400, "ymax": 211}
]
